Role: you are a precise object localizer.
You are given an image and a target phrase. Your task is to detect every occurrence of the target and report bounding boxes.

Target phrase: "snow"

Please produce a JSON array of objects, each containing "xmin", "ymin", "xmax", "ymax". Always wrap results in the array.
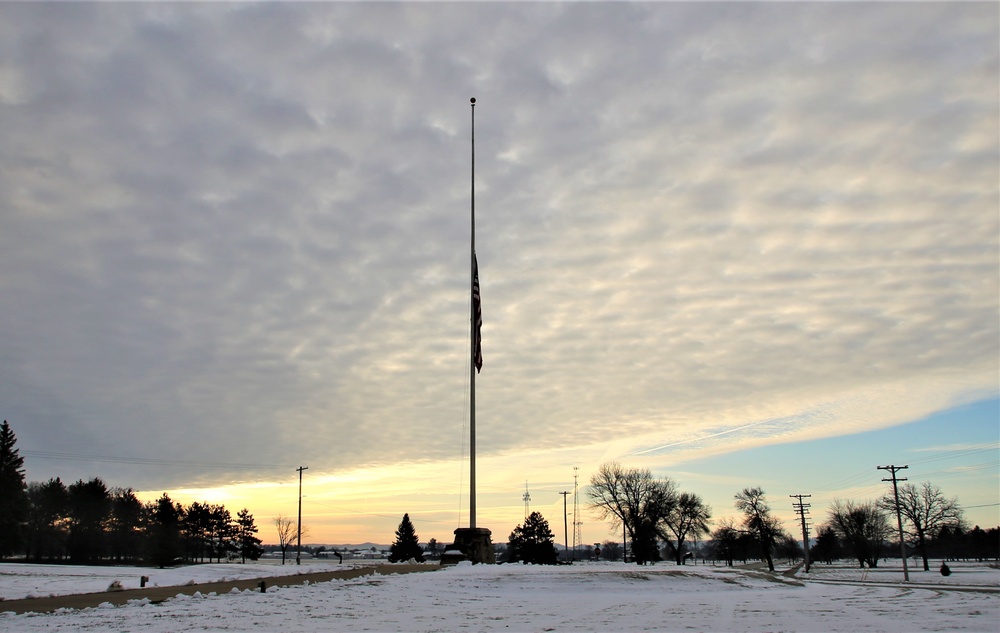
[
  {"xmin": 0, "ymin": 560, "xmax": 360, "ymax": 600},
  {"xmin": 1, "ymin": 559, "xmax": 997, "ymax": 632}
]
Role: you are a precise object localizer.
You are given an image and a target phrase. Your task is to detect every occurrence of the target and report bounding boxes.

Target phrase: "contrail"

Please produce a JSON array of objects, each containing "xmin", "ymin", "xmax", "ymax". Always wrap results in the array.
[{"xmin": 631, "ymin": 417, "xmax": 781, "ymax": 456}]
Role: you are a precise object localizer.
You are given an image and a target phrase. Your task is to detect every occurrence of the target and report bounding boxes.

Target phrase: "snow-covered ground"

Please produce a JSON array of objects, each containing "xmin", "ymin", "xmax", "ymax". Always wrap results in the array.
[
  {"xmin": 0, "ymin": 558, "xmax": 371, "ymax": 600},
  {"xmin": 1, "ymin": 559, "xmax": 997, "ymax": 632}
]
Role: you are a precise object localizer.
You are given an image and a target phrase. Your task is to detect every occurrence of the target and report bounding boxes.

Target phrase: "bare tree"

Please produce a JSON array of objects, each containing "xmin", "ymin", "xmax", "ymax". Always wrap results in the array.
[
  {"xmin": 274, "ymin": 514, "xmax": 294, "ymax": 565},
  {"xmin": 880, "ymin": 482, "xmax": 964, "ymax": 571},
  {"xmin": 663, "ymin": 492, "xmax": 711, "ymax": 565},
  {"xmin": 600, "ymin": 540, "xmax": 622, "ymax": 561},
  {"xmin": 734, "ymin": 487, "xmax": 781, "ymax": 571},
  {"xmin": 828, "ymin": 499, "xmax": 890, "ymax": 568},
  {"xmin": 588, "ymin": 462, "xmax": 678, "ymax": 565},
  {"xmin": 709, "ymin": 517, "xmax": 741, "ymax": 567},
  {"xmin": 775, "ymin": 532, "xmax": 804, "ymax": 563},
  {"xmin": 810, "ymin": 525, "xmax": 843, "ymax": 565}
]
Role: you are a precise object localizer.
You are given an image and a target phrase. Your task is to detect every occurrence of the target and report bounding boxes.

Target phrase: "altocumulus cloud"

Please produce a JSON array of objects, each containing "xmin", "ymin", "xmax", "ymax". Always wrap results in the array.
[{"xmin": 0, "ymin": 2, "xmax": 996, "ymax": 489}]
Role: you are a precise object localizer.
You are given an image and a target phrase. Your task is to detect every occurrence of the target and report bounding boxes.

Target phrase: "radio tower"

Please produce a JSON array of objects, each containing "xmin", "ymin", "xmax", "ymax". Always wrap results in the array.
[
  {"xmin": 573, "ymin": 467, "xmax": 582, "ymax": 560},
  {"xmin": 522, "ymin": 480, "xmax": 531, "ymax": 518}
]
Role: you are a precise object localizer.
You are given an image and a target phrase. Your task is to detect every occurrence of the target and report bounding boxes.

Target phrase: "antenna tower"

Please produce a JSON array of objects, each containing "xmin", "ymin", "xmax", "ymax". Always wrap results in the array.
[{"xmin": 522, "ymin": 480, "xmax": 531, "ymax": 518}]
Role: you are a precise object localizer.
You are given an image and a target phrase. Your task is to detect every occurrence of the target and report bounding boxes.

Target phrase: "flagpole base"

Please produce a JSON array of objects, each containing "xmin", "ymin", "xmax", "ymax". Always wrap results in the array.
[{"xmin": 441, "ymin": 527, "xmax": 495, "ymax": 565}]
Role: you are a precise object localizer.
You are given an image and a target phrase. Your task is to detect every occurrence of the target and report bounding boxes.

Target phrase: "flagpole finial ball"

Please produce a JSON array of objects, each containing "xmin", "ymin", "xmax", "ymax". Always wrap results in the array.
[{"xmin": 470, "ymin": 97, "xmax": 476, "ymax": 104}]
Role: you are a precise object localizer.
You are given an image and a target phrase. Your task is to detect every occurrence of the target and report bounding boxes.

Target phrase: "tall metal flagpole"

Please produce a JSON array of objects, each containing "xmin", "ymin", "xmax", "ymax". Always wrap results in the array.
[
  {"xmin": 441, "ymin": 96, "xmax": 491, "ymax": 565},
  {"xmin": 469, "ymin": 96, "xmax": 477, "ymax": 530}
]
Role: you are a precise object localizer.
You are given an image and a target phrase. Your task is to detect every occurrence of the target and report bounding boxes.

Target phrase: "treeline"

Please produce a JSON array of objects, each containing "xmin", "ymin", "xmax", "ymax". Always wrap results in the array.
[
  {"xmin": 587, "ymin": 461, "xmax": 998, "ymax": 568},
  {"xmin": 587, "ymin": 462, "xmax": 713, "ymax": 566},
  {"xmin": 808, "ymin": 520, "xmax": 999, "ymax": 567},
  {"xmin": 709, "ymin": 520, "xmax": 999, "ymax": 568},
  {"xmin": 0, "ymin": 421, "xmax": 263, "ymax": 567}
]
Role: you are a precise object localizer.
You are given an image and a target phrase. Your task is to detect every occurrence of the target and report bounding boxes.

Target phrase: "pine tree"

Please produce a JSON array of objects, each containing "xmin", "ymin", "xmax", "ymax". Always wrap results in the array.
[
  {"xmin": 388, "ymin": 513, "xmax": 424, "ymax": 563},
  {"xmin": 207, "ymin": 505, "xmax": 236, "ymax": 563},
  {"xmin": 235, "ymin": 508, "xmax": 264, "ymax": 563},
  {"xmin": 67, "ymin": 477, "xmax": 111, "ymax": 564},
  {"xmin": 25, "ymin": 477, "xmax": 69, "ymax": 562},
  {"xmin": 108, "ymin": 487, "xmax": 144, "ymax": 563},
  {"xmin": 507, "ymin": 511, "xmax": 558, "ymax": 565},
  {"xmin": 0, "ymin": 421, "xmax": 29, "ymax": 558},
  {"xmin": 147, "ymin": 493, "xmax": 183, "ymax": 568}
]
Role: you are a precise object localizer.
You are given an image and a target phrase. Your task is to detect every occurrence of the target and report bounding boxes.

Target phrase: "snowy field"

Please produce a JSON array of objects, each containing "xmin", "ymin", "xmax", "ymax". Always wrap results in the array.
[
  {"xmin": 1, "ymin": 559, "xmax": 998, "ymax": 632},
  {"xmin": 0, "ymin": 558, "xmax": 369, "ymax": 600}
]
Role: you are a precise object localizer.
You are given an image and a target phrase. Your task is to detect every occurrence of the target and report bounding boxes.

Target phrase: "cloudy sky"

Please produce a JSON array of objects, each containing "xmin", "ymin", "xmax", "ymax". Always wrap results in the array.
[{"xmin": 2, "ymin": 2, "xmax": 997, "ymax": 545}]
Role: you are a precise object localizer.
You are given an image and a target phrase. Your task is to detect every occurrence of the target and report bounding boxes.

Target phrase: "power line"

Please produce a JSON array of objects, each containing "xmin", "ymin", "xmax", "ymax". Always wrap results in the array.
[
  {"xmin": 814, "ymin": 444, "xmax": 998, "ymax": 496},
  {"xmin": 914, "ymin": 461, "xmax": 999, "ymax": 480},
  {"xmin": 906, "ymin": 443, "xmax": 999, "ymax": 466},
  {"xmin": 305, "ymin": 499, "xmax": 458, "ymax": 524},
  {"xmin": 305, "ymin": 499, "xmax": 398, "ymax": 520},
  {"xmin": 22, "ymin": 449, "xmax": 293, "ymax": 470}
]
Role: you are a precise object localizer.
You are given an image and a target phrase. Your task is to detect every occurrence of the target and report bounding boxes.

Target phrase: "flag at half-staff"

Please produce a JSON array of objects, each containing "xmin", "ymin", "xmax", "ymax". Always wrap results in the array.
[
  {"xmin": 439, "ymin": 96, "xmax": 495, "ymax": 565},
  {"xmin": 473, "ymin": 253, "xmax": 482, "ymax": 373}
]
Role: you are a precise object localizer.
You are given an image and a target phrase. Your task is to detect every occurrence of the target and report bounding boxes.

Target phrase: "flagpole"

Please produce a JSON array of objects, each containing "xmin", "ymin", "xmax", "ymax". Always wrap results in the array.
[
  {"xmin": 469, "ymin": 96, "xmax": 477, "ymax": 530},
  {"xmin": 440, "ymin": 96, "xmax": 492, "ymax": 565}
]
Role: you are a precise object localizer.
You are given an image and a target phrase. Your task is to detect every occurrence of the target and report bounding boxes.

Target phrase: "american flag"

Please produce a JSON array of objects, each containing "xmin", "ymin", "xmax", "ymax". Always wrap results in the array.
[{"xmin": 473, "ymin": 253, "xmax": 483, "ymax": 373}]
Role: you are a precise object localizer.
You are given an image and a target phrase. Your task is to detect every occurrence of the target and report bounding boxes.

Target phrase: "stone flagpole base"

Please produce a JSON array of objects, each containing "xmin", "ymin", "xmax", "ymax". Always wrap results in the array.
[{"xmin": 441, "ymin": 527, "xmax": 495, "ymax": 565}]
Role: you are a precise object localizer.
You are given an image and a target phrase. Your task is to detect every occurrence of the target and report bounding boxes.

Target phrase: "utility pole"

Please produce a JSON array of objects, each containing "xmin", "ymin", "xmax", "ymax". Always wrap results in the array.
[
  {"xmin": 878, "ymin": 465, "xmax": 909, "ymax": 582},
  {"xmin": 623, "ymin": 522, "xmax": 628, "ymax": 563},
  {"xmin": 559, "ymin": 491, "xmax": 570, "ymax": 562},
  {"xmin": 573, "ymin": 466, "xmax": 582, "ymax": 561},
  {"xmin": 296, "ymin": 466, "xmax": 308, "ymax": 566},
  {"xmin": 790, "ymin": 494, "xmax": 812, "ymax": 573}
]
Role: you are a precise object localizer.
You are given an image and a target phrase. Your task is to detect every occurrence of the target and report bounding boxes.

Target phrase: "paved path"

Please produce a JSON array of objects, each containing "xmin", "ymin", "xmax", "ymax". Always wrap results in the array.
[
  {"xmin": 0, "ymin": 564, "xmax": 436, "ymax": 615},
  {"xmin": 800, "ymin": 576, "xmax": 1000, "ymax": 594},
  {"xmin": 731, "ymin": 561, "xmax": 999, "ymax": 594}
]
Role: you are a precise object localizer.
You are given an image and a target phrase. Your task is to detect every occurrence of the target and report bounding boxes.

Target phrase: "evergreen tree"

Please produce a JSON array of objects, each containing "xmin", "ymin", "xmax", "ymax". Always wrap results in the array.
[
  {"xmin": 965, "ymin": 525, "xmax": 998, "ymax": 562},
  {"xmin": 147, "ymin": 493, "xmax": 183, "ymax": 568},
  {"xmin": 507, "ymin": 511, "xmax": 559, "ymax": 565},
  {"xmin": 388, "ymin": 513, "xmax": 424, "ymax": 562},
  {"xmin": 207, "ymin": 505, "xmax": 236, "ymax": 562},
  {"xmin": 108, "ymin": 487, "xmax": 144, "ymax": 563},
  {"xmin": 0, "ymin": 420, "xmax": 28, "ymax": 558},
  {"xmin": 235, "ymin": 508, "xmax": 264, "ymax": 563},
  {"xmin": 25, "ymin": 478, "xmax": 69, "ymax": 561},
  {"xmin": 67, "ymin": 477, "xmax": 111, "ymax": 564},
  {"xmin": 183, "ymin": 502, "xmax": 213, "ymax": 563}
]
